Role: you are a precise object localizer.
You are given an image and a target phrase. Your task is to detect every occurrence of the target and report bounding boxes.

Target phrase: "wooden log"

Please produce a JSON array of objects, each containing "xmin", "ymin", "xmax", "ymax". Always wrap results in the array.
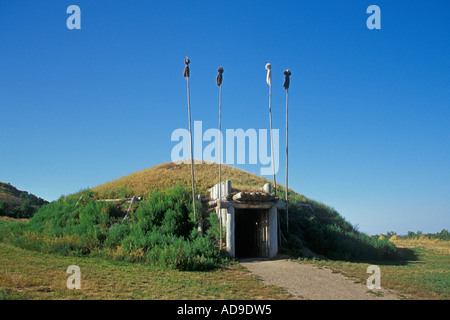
[
  {"xmin": 96, "ymin": 197, "xmax": 142, "ymax": 203},
  {"xmin": 232, "ymin": 192, "xmax": 275, "ymax": 202}
]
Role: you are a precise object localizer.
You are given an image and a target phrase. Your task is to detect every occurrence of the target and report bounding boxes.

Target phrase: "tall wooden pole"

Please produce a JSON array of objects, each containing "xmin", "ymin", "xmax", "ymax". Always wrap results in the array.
[
  {"xmin": 269, "ymin": 82, "xmax": 277, "ymax": 196},
  {"xmin": 266, "ymin": 63, "xmax": 280, "ymax": 246},
  {"xmin": 286, "ymin": 88, "xmax": 289, "ymax": 232},
  {"xmin": 184, "ymin": 58, "xmax": 196, "ymax": 221},
  {"xmin": 283, "ymin": 69, "xmax": 291, "ymax": 233},
  {"xmin": 266, "ymin": 63, "xmax": 277, "ymax": 196},
  {"xmin": 219, "ymin": 84, "xmax": 222, "ymax": 197},
  {"xmin": 217, "ymin": 66, "xmax": 223, "ymax": 247}
]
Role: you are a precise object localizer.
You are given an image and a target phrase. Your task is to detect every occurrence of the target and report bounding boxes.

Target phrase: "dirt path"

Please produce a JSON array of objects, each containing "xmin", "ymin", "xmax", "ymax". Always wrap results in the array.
[{"xmin": 240, "ymin": 259, "xmax": 399, "ymax": 300}]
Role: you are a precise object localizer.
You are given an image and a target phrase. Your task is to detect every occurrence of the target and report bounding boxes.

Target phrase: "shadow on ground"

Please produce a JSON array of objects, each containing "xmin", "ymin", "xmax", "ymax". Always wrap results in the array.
[{"xmin": 269, "ymin": 244, "xmax": 420, "ymax": 267}]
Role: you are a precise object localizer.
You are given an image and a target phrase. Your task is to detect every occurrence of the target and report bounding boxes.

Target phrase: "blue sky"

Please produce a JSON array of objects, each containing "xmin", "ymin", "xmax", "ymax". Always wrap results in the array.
[{"xmin": 0, "ymin": 1, "xmax": 449, "ymax": 235}]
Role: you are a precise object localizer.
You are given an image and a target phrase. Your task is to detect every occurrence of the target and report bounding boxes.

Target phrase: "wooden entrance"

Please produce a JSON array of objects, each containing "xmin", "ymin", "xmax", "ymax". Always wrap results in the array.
[{"xmin": 235, "ymin": 208, "xmax": 269, "ymax": 258}]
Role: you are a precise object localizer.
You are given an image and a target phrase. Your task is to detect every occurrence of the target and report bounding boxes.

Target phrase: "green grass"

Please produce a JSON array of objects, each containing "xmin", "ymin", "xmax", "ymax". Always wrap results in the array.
[
  {"xmin": 3, "ymin": 186, "xmax": 225, "ymax": 271},
  {"xmin": 296, "ymin": 239, "xmax": 450, "ymax": 300},
  {"xmin": 1, "ymin": 219, "xmax": 448, "ymax": 300},
  {"xmin": 0, "ymin": 240, "xmax": 291, "ymax": 300}
]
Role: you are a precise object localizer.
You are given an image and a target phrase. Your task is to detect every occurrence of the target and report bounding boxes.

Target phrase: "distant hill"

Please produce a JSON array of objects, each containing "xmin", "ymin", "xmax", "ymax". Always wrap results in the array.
[{"xmin": 0, "ymin": 182, "xmax": 48, "ymax": 218}]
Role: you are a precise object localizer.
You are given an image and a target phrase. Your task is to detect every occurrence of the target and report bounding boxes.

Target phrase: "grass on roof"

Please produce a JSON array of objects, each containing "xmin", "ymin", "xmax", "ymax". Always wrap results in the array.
[{"xmin": 93, "ymin": 162, "xmax": 276, "ymax": 199}]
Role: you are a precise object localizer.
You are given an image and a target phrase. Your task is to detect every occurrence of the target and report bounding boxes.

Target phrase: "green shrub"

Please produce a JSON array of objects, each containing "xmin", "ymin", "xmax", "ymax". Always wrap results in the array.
[
  {"xmin": 5, "ymin": 185, "xmax": 223, "ymax": 271},
  {"xmin": 278, "ymin": 189, "xmax": 398, "ymax": 261},
  {"xmin": 146, "ymin": 235, "xmax": 222, "ymax": 271},
  {"xmin": 206, "ymin": 211, "xmax": 221, "ymax": 241},
  {"xmin": 106, "ymin": 222, "xmax": 131, "ymax": 248},
  {"xmin": 116, "ymin": 185, "xmax": 220, "ymax": 270}
]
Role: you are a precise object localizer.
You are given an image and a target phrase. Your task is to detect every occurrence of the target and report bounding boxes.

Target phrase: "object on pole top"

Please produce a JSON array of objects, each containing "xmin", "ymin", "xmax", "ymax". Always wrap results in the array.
[
  {"xmin": 283, "ymin": 69, "xmax": 291, "ymax": 90},
  {"xmin": 183, "ymin": 58, "xmax": 190, "ymax": 78},
  {"xmin": 265, "ymin": 63, "xmax": 272, "ymax": 86},
  {"xmin": 216, "ymin": 66, "xmax": 224, "ymax": 86}
]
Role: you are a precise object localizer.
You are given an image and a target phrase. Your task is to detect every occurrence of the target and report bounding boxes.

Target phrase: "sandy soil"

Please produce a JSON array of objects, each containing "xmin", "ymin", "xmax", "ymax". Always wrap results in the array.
[{"xmin": 240, "ymin": 258, "xmax": 399, "ymax": 300}]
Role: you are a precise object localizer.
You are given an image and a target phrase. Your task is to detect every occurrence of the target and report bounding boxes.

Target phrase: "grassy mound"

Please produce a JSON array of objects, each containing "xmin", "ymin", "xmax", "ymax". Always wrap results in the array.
[
  {"xmin": 277, "ymin": 187, "xmax": 397, "ymax": 261},
  {"xmin": 2, "ymin": 162, "xmax": 399, "ymax": 268},
  {"xmin": 91, "ymin": 161, "xmax": 397, "ymax": 261},
  {"xmin": 92, "ymin": 162, "xmax": 268, "ymax": 198},
  {"xmin": 5, "ymin": 185, "xmax": 223, "ymax": 271}
]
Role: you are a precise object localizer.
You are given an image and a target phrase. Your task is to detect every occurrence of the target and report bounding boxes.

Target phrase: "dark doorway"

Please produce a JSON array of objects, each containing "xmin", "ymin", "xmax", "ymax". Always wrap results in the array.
[{"xmin": 235, "ymin": 208, "xmax": 269, "ymax": 258}]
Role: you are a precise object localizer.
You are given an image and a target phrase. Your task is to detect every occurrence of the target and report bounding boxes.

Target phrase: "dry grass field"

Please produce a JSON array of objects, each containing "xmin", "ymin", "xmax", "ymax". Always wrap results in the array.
[
  {"xmin": 300, "ymin": 238, "xmax": 449, "ymax": 300},
  {"xmin": 1, "ymin": 232, "xmax": 448, "ymax": 300},
  {"xmin": 92, "ymin": 162, "xmax": 278, "ymax": 198},
  {"xmin": 0, "ymin": 239, "xmax": 291, "ymax": 300}
]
